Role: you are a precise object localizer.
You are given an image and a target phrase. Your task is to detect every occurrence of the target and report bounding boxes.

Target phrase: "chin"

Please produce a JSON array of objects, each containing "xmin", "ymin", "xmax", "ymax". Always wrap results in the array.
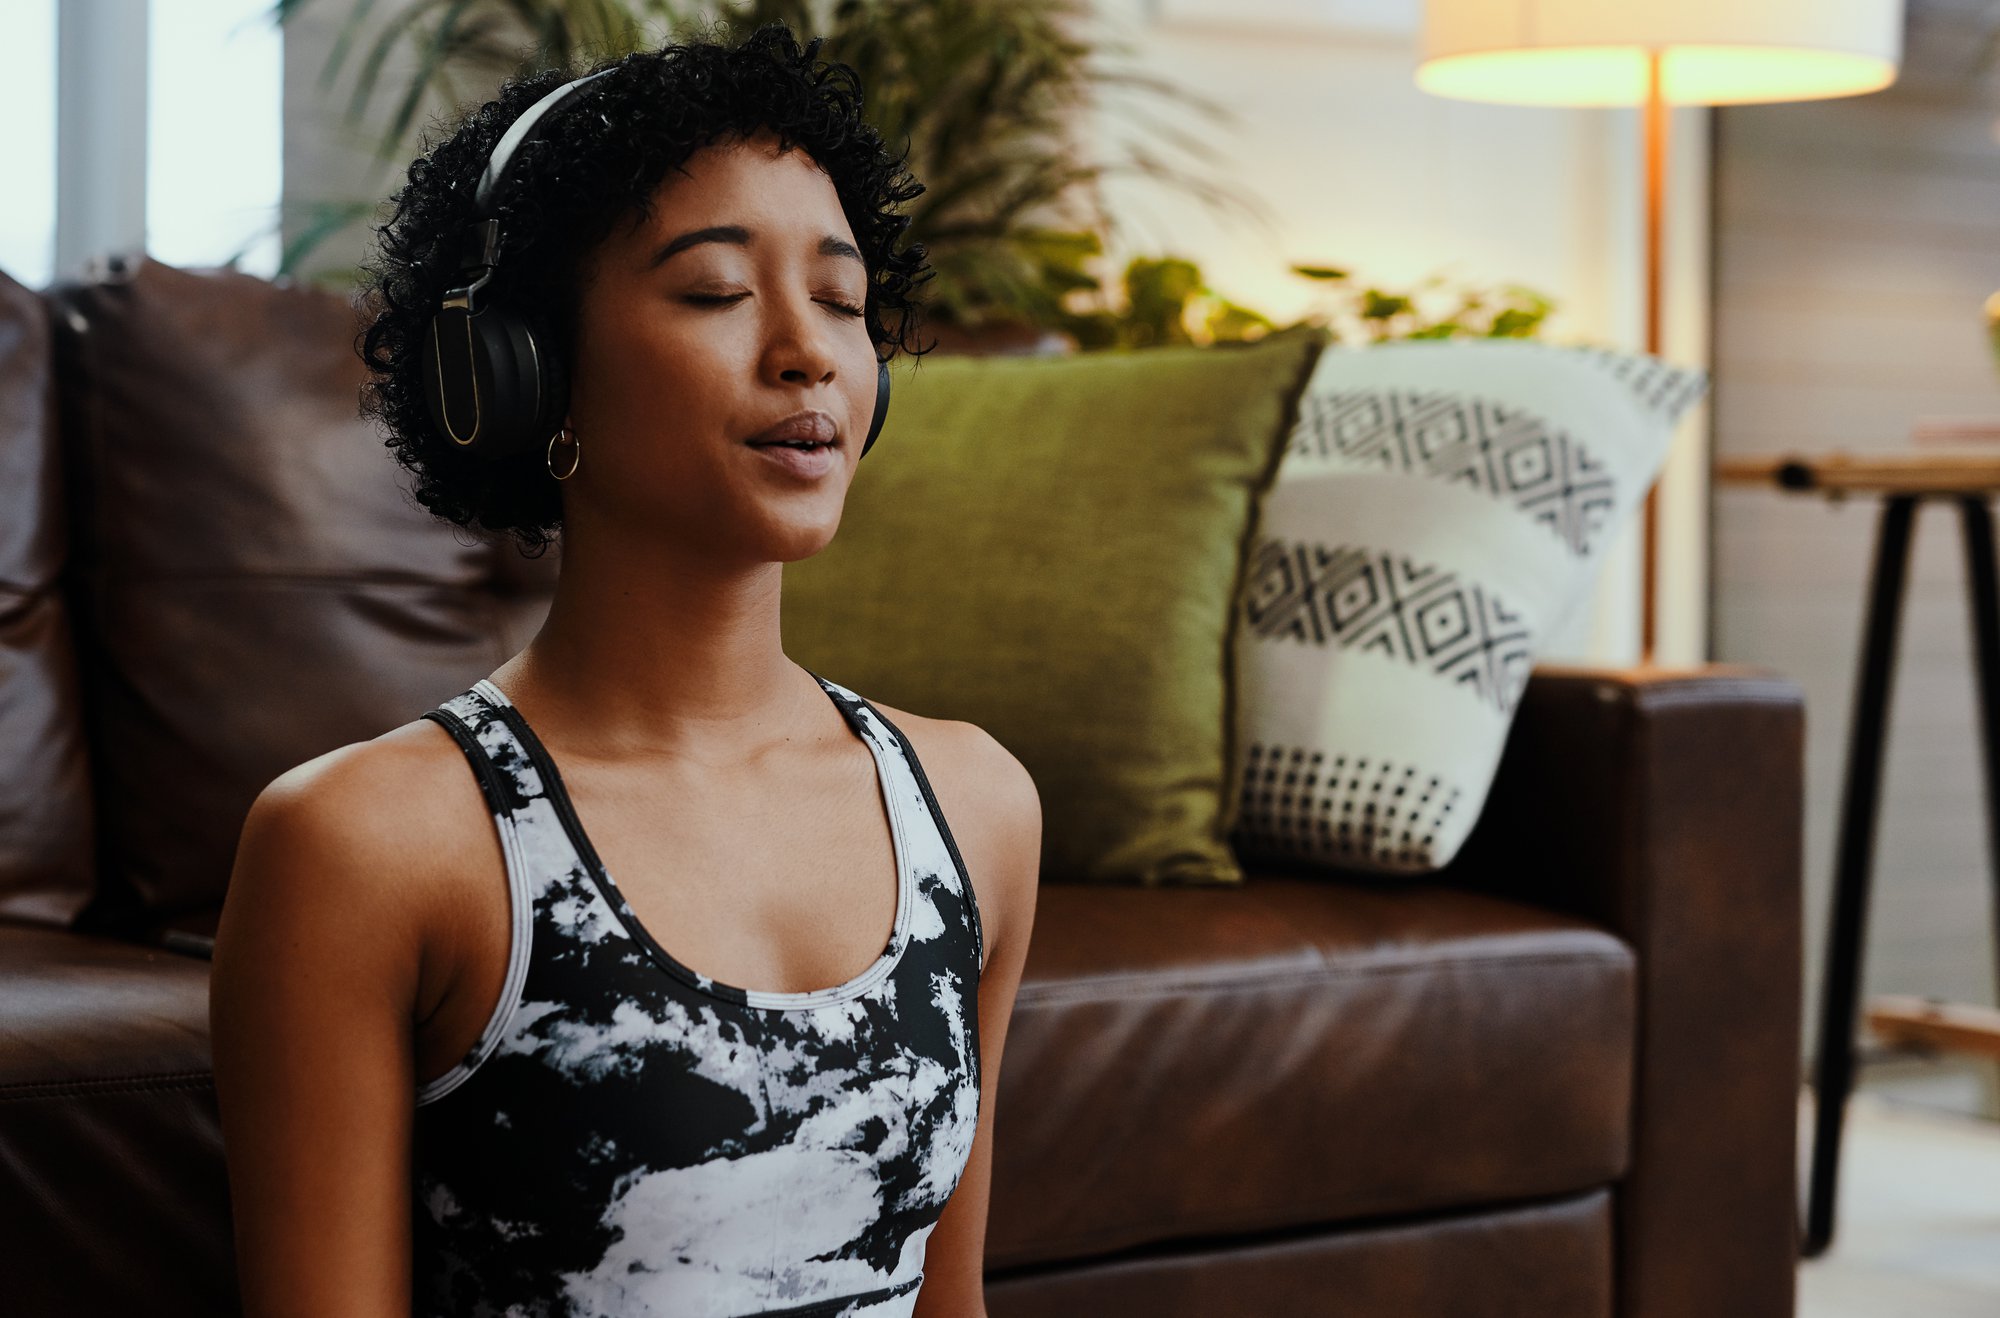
[{"xmin": 764, "ymin": 515, "xmax": 844, "ymax": 564}]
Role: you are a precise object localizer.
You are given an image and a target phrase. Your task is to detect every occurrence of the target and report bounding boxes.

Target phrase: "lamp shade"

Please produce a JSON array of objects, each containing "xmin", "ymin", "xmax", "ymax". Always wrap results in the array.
[{"xmin": 1418, "ymin": 0, "xmax": 1903, "ymax": 106}]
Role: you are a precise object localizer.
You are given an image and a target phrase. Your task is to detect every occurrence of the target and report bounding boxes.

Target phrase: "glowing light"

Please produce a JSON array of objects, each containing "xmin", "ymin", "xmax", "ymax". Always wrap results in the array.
[{"xmin": 1417, "ymin": 44, "xmax": 1899, "ymax": 108}]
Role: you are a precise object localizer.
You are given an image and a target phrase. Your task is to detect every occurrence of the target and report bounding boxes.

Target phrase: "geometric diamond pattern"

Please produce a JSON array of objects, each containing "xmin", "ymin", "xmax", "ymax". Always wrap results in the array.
[
  {"xmin": 1241, "ymin": 536, "xmax": 1536, "ymax": 715},
  {"xmin": 1291, "ymin": 389, "xmax": 1615, "ymax": 557},
  {"xmin": 1564, "ymin": 344, "xmax": 1710, "ymax": 419}
]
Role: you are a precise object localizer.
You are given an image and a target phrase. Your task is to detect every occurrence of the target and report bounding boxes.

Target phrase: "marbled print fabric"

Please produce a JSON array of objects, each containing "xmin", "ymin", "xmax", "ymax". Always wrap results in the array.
[{"xmin": 410, "ymin": 672, "xmax": 985, "ymax": 1318}]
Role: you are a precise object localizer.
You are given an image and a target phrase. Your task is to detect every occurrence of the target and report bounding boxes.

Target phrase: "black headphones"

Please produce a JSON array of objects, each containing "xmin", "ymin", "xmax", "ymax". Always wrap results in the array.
[{"xmin": 420, "ymin": 66, "xmax": 893, "ymax": 466}]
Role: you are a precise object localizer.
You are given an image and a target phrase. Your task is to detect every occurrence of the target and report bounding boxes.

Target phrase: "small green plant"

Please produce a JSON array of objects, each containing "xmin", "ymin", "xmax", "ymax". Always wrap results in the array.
[
  {"xmin": 1038, "ymin": 244, "xmax": 1274, "ymax": 350},
  {"xmin": 1288, "ymin": 264, "xmax": 1554, "ymax": 343},
  {"xmin": 1041, "ymin": 253, "xmax": 1555, "ymax": 351}
]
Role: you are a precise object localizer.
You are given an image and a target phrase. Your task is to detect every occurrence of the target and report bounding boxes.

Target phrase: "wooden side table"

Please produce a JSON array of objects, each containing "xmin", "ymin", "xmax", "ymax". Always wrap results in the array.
[{"xmin": 1715, "ymin": 451, "xmax": 2000, "ymax": 1259}]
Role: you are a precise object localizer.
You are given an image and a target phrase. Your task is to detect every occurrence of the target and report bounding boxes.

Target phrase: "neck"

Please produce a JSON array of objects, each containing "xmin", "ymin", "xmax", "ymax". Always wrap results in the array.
[{"xmin": 489, "ymin": 519, "xmax": 818, "ymax": 771}]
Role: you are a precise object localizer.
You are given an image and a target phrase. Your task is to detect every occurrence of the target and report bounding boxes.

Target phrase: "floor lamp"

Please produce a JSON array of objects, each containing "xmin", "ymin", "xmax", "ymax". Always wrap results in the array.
[{"xmin": 1415, "ymin": 0, "xmax": 1903, "ymax": 663}]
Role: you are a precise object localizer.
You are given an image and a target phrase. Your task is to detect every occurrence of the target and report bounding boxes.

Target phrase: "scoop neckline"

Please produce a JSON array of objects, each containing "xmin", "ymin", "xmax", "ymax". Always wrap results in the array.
[{"xmin": 471, "ymin": 671, "xmax": 913, "ymax": 1011}]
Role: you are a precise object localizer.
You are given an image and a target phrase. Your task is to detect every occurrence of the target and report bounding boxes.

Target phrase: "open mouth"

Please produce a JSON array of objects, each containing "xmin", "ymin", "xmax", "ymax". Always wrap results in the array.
[{"xmin": 747, "ymin": 438, "xmax": 838, "ymax": 477}]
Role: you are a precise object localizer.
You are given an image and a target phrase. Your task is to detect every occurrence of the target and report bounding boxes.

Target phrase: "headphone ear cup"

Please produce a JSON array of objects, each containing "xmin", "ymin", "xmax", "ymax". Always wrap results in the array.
[
  {"xmin": 532, "ymin": 317, "xmax": 570, "ymax": 446},
  {"xmin": 420, "ymin": 303, "xmax": 558, "ymax": 461},
  {"xmin": 422, "ymin": 304, "xmax": 482, "ymax": 451},
  {"xmin": 860, "ymin": 358, "xmax": 892, "ymax": 459}
]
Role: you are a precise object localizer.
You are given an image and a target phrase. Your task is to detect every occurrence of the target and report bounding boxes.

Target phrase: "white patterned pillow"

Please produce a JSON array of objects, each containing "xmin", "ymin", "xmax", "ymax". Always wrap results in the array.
[{"xmin": 1229, "ymin": 340, "xmax": 1707, "ymax": 875}]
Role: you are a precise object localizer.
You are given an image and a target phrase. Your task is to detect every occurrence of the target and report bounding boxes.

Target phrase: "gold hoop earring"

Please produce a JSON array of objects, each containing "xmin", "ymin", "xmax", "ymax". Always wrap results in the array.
[{"xmin": 547, "ymin": 424, "xmax": 580, "ymax": 481}]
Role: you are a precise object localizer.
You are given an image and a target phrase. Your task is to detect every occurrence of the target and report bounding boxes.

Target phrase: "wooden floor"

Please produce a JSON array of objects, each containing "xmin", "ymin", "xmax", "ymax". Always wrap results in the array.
[{"xmin": 1796, "ymin": 1083, "xmax": 2000, "ymax": 1317}]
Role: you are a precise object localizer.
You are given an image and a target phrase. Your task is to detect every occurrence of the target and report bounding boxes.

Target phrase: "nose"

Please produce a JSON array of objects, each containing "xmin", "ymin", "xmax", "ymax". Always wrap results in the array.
[{"xmin": 761, "ymin": 288, "xmax": 839, "ymax": 392}]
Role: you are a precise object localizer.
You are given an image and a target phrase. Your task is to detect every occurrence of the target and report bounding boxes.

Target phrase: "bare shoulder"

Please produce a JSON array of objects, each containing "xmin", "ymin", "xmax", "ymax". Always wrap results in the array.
[
  {"xmin": 214, "ymin": 713, "xmax": 493, "ymax": 1012},
  {"xmin": 237, "ymin": 715, "xmax": 484, "ymax": 898},
  {"xmin": 862, "ymin": 700, "xmax": 1041, "ymax": 837},
  {"xmin": 864, "ymin": 700, "xmax": 1042, "ymax": 961},
  {"xmin": 210, "ymin": 714, "xmax": 488, "ymax": 1313},
  {"xmin": 259, "ymin": 715, "xmax": 464, "ymax": 809}
]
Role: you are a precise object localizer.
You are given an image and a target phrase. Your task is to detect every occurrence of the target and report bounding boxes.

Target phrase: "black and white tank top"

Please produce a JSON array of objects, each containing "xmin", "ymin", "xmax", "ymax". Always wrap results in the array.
[{"xmin": 410, "ymin": 671, "xmax": 986, "ymax": 1318}]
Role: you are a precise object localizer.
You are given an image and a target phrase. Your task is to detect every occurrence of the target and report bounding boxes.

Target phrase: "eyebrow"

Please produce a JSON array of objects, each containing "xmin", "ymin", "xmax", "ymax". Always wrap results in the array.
[{"xmin": 646, "ymin": 224, "xmax": 864, "ymax": 271}]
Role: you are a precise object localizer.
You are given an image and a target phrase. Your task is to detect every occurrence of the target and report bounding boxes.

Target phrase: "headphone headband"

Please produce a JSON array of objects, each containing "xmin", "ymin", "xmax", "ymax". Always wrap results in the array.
[{"xmin": 474, "ymin": 67, "xmax": 620, "ymax": 220}]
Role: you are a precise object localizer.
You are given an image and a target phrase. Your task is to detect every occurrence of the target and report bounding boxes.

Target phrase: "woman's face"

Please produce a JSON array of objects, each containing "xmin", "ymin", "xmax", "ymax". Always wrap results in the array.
[{"xmin": 564, "ymin": 127, "xmax": 879, "ymax": 563}]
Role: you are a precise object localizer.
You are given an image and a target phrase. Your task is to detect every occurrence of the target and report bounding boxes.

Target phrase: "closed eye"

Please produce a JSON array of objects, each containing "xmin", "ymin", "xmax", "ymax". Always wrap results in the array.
[{"xmin": 683, "ymin": 292, "xmax": 866, "ymax": 318}]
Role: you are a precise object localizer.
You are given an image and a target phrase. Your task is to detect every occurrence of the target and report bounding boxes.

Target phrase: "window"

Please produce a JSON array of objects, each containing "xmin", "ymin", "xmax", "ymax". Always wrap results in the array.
[
  {"xmin": 148, "ymin": 0, "xmax": 284, "ymax": 276},
  {"xmin": 0, "ymin": 0, "xmax": 58, "ymax": 289},
  {"xmin": 13, "ymin": 1, "xmax": 285, "ymax": 290}
]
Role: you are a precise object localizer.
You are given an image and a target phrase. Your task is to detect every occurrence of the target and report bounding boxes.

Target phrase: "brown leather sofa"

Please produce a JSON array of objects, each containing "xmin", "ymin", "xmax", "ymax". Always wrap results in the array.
[{"xmin": 0, "ymin": 256, "xmax": 1806, "ymax": 1317}]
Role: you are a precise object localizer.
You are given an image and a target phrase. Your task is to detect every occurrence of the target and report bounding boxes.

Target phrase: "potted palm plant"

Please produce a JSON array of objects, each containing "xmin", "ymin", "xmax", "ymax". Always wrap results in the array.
[
  {"xmin": 272, "ymin": 0, "xmax": 1557, "ymax": 352},
  {"xmin": 273, "ymin": 0, "xmax": 1269, "ymax": 348}
]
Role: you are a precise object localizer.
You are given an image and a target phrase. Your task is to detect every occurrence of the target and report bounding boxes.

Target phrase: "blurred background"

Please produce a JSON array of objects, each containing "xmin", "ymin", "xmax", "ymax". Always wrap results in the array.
[{"xmin": 8, "ymin": 2, "xmax": 1999, "ymax": 1311}]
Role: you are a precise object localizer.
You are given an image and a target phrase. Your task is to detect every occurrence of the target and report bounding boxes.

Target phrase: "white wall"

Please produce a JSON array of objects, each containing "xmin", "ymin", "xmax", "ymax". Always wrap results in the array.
[
  {"xmin": 1711, "ymin": 1, "xmax": 2000, "ymax": 1112},
  {"xmin": 1083, "ymin": 0, "xmax": 1715, "ymax": 665}
]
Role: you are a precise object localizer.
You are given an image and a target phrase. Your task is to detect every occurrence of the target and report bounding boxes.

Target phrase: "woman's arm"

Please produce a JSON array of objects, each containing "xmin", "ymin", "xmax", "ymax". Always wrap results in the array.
[
  {"xmin": 911, "ymin": 725, "xmax": 1043, "ymax": 1318},
  {"xmin": 210, "ymin": 742, "xmax": 445, "ymax": 1317}
]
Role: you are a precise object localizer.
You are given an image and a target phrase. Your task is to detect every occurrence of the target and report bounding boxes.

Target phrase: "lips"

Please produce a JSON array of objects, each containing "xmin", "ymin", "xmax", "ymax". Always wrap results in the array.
[{"xmin": 745, "ymin": 410, "xmax": 840, "ymax": 449}]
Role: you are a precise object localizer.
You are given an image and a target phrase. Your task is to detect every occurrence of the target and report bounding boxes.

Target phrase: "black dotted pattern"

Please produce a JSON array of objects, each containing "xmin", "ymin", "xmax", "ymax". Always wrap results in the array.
[{"xmin": 1233, "ymin": 742, "xmax": 1464, "ymax": 871}]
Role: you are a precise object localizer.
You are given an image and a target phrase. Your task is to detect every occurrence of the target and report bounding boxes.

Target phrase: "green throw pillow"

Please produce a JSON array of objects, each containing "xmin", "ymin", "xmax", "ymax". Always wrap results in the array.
[{"xmin": 785, "ymin": 328, "xmax": 1328, "ymax": 886}]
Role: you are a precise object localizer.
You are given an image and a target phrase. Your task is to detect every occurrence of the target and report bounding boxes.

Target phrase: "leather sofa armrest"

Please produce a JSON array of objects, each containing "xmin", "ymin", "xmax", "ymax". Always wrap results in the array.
[{"xmin": 1445, "ymin": 663, "xmax": 1806, "ymax": 1318}]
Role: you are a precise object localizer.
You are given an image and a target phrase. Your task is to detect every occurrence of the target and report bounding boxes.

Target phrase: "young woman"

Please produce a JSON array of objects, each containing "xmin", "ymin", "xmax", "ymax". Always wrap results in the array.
[{"xmin": 210, "ymin": 23, "xmax": 1040, "ymax": 1318}]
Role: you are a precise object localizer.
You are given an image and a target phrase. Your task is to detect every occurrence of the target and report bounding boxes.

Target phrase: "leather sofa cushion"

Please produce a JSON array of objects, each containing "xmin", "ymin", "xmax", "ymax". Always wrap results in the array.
[
  {"xmin": 0, "ymin": 269, "xmax": 94, "ymax": 925},
  {"xmin": 47, "ymin": 258, "xmax": 558, "ymax": 930},
  {"xmin": 987, "ymin": 1187, "xmax": 1614, "ymax": 1318},
  {"xmin": 0, "ymin": 921, "xmax": 211, "ymax": 1088},
  {"xmin": 0, "ymin": 874, "xmax": 1631, "ymax": 1301},
  {"xmin": 985, "ymin": 870, "xmax": 1634, "ymax": 1269},
  {"xmin": 0, "ymin": 920, "xmax": 234, "ymax": 1317}
]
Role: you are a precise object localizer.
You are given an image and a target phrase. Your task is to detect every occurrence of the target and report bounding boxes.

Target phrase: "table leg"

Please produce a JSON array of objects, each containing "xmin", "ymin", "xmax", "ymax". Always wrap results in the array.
[
  {"xmin": 1803, "ymin": 493, "xmax": 1919, "ymax": 1259},
  {"xmin": 1958, "ymin": 496, "xmax": 2000, "ymax": 1010}
]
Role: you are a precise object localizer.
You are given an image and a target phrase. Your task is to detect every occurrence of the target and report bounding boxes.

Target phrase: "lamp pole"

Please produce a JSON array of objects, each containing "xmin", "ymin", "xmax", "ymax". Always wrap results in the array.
[{"xmin": 1641, "ymin": 49, "xmax": 1668, "ymax": 664}]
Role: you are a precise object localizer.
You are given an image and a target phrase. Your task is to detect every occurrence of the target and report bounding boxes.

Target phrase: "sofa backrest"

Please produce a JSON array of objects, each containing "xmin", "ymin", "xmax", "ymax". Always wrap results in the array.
[
  {"xmin": 0, "ymin": 268, "xmax": 97, "ymax": 925},
  {"xmin": 40, "ymin": 256, "xmax": 558, "ymax": 934}
]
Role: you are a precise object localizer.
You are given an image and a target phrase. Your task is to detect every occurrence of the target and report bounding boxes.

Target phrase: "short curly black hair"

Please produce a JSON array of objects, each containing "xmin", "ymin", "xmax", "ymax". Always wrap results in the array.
[{"xmin": 355, "ymin": 20, "xmax": 933, "ymax": 555}]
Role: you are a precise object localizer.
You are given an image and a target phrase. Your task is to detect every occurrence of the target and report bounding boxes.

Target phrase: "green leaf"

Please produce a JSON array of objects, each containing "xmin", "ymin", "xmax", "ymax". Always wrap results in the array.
[
  {"xmin": 1487, "ymin": 307, "xmax": 1543, "ymax": 338},
  {"xmin": 275, "ymin": 197, "xmax": 383, "ymax": 277},
  {"xmin": 1360, "ymin": 290, "xmax": 1414, "ymax": 321},
  {"xmin": 1205, "ymin": 298, "xmax": 1275, "ymax": 342}
]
